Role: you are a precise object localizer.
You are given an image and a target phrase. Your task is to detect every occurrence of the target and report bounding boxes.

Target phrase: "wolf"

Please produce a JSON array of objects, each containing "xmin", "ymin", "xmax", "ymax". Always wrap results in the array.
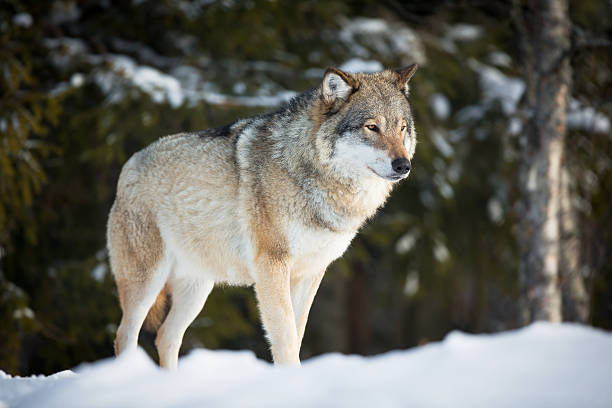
[{"xmin": 107, "ymin": 64, "xmax": 418, "ymax": 368}]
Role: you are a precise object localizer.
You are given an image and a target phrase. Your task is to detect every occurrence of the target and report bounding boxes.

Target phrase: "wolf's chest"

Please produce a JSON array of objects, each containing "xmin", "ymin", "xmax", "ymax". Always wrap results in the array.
[{"xmin": 287, "ymin": 221, "xmax": 355, "ymax": 274}]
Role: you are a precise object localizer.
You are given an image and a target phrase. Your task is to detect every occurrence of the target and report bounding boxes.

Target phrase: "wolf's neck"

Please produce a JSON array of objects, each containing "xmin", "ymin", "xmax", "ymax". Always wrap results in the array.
[
  {"xmin": 326, "ymin": 172, "xmax": 392, "ymax": 225},
  {"xmin": 293, "ymin": 150, "xmax": 393, "ymax": 232}
]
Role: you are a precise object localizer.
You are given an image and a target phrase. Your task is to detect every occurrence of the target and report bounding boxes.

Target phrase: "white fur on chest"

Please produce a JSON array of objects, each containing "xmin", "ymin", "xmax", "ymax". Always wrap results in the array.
[
  {"xmin": 350, "ymin": 177, "xmax": 391, "ymax": 215},
  {"xmin": 287, "ymin": 221, "xmax": 355, "ymax": 276}
]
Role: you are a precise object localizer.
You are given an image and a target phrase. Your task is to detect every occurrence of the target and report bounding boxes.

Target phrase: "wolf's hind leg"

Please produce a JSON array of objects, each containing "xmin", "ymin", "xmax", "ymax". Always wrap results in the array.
[
  {"xmin": 109, "ymin": 205, "xmax": 169, "ymax": 356},
  {"xmin": 114, "ymin": 259, "xmax": 171, "ymax": 356},
  {"xmin": 156, "ymin": 276, "xmax": 214, "ymax": 370}
]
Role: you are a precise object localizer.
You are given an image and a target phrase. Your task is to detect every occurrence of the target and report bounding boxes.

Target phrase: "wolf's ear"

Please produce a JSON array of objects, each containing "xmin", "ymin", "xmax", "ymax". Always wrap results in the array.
[
  {"xmin": 322, "ymin": 67, "xmax": 358, "ymax": 108},
  {"xmin": 394, "ymin": 64, "xmax": 418, "ymax": 97}
]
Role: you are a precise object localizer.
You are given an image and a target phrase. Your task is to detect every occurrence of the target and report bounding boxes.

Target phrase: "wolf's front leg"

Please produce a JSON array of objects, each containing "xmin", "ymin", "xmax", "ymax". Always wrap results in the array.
[
  {"xmin": 254, "ymin": 256, "xmax": 300, "ymax": 365},
  {"xmin": 291, "ymin": 271, "xmax": 325, "ymax": 349}
]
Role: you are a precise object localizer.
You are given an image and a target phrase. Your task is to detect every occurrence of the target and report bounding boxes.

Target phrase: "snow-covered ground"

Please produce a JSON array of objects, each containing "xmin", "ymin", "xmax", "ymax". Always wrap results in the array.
[{"xmin": 1, "ymin": 322, "xmax": 611, "ymax": 407}]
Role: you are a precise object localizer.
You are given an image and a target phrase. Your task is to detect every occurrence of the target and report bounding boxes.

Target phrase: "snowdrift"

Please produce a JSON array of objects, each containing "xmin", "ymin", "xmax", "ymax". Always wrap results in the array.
[{"xmin": 1, "ymin": 322, "xmax": 611, "ymax": 407}]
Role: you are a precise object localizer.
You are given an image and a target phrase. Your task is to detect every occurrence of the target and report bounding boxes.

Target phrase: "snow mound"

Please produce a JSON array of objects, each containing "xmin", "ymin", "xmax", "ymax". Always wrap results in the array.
[{"xmin": 1, "ymin": 323, "xmax": 611, "ymax": 407}]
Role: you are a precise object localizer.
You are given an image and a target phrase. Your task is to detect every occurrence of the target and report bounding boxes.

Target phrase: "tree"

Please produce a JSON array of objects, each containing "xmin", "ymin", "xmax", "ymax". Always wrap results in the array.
[
  {"xmin": 0, "ymin": 1, "xmax": 62, "ymax": 373},
  {"xmin": 514, "ymin": 0, "xmax": 571, "ymax": 322}
]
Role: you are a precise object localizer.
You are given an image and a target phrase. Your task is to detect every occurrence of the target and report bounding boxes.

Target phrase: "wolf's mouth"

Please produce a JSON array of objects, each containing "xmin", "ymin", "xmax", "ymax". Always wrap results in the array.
[
  {"xmin": 368, "ymin": 167, "xmax": 407, "ymax": 182},
  {"xmin": 384, "ymin": 174, "xmax": 406, "ymax": 182}
]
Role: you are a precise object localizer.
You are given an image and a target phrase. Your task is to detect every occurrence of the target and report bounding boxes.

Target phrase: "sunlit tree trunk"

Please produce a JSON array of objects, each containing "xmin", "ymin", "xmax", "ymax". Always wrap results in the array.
[
  {"xmin": 559, "ymin": 168, "xmax": 589, "ymax": 322},
  {"xmin": 515, "ymin": 0, "xmax": 571, "ymax": 323}
]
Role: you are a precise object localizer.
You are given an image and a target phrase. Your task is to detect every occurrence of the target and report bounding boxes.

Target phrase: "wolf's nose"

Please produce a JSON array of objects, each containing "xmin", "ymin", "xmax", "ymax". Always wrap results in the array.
[{"xmin": 392, "ymin": 158, "xmax": 411, "ymax": 174}]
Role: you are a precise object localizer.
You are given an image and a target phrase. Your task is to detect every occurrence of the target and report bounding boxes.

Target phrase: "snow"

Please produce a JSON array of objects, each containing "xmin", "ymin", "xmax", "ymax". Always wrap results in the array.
[
  {"xmin": 433, "ymin": 240, "xmax": 450, "ymax": 261},
  {"xmin": 567, "ymin": 99, "xmax": 610, "ymax": 134},
  {"xmin": 430, "ymin": 93, "xmax": 451, "ymax": 120},
  {"xmin": 0, "ymin": 370, "xmax": 74, "ymax": 407},
  {"xmin": 110, "ymin": 38, "xmax": 177, "ymax": 68},
  {"xmin": 487, "ymin": 51, "xmax": 512, "ymax": 68},
  {"xmin": 70, "ymin": 73, "xmax": 85, "ymax": 87},
  {"xmin": 395, "ymin": 230, "xmax": 419, "ymax": 255},
  {"xmin": 487, "ymin": 197, "xmax": 504, "ymax": 224},
  {"xmin": 508, "ymin": 116, "xmax": 522, "ymax": 135},
  {"xmin": 202, "ymin": 90, "xmax": 297, "ymax": 108},
  {"xmin": 92, "ymin": 55, "xmax": 297, "ymax": 108},
  {"xmin": 439, "ymin": 23, "xmax": 483, "ymax": 54},
  {"xmin": 43, "ymin": 38, "xmax": 297, "ymax": 109},
  {"xmin": 431, "ymin": 129, "xmax": 454, "ymax": 157},
  {"xmin": 340, "ymin": 59, "xmax": 384, "ymax": 73},
  {"xmin": 447, "ymin": 161, "xmax": 462, "ymax": 183},
  {"xmin": 403, "ymin": 270, "xmax": 419, "ymax": 296},
  {"xmin": 2, "ymin": 323, "xmax": 610, "ymax": 407},
  {"xmin": 469, "ymin": 59, "xmax": 525, "ymax": 115},
  {"xmin": 91, "ymin": 263, "xmax": 107, "ymax": 282},
  {"xmin": 133, "ymin": 66, "xmax": 185, "ymax": 107},
  {"xmin": 12, "ymin": 307, "xmax": 34, "ymax": 320},
  {"xmin": 232, "ymin": 82, "xmax": 247, "ymax": 94},
  {"xmin": 446, "ymin": 24, "xmax": 483, "ymax": 42},
  {"xmin": 99, "ymin": 55, "xmax": 185, "ymax": 107},
  {"xmin": 420, "ymin": 189, "xmax": 435, "ymax": 206},
  {"xmin": 12, "ymin": 13, "xmax": 33, "ymax": 28},
  {"xmin": 456, "ymin": 105, "xmax": 485, "ymax": 122},
  {"xmin": 339, "ymin": 17, "xmax": 426, "ymax": 64},
  {"xmin": 176, "ymin": 0, "xmax": 217, "ymax": 19},
  {"xmin": 467, "ymin": 59, "xmax": 610, "ymax": 135}
]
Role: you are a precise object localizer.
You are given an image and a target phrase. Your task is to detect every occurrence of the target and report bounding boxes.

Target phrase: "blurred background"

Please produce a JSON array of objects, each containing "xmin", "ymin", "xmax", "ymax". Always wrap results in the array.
[{"xmin": 1, "ymin": 0, "xmax": 610, "ymax": 376}]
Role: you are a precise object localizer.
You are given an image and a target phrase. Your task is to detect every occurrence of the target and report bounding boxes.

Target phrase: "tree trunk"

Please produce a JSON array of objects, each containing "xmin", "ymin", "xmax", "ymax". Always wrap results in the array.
[
  {"xmin": 559, "ymin": 167, "xmax": 589, "ymax": 322},
  {"xmin": 515, "ymin": 0, "xmax": 571, "ymax": 323}
]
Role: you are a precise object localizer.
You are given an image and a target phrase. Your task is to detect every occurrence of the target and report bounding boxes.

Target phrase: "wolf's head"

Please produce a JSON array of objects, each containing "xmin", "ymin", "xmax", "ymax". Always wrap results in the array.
[{"xmin": 315, "ymin": 65, "xmax": 418, "ymax": 183}]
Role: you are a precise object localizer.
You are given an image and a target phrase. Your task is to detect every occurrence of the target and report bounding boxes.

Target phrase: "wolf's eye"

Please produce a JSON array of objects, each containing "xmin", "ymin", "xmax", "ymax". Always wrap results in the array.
[
  {"xmin": 401, "ymin": 125, "xmax": 407, "ymax": 132},
  {"xmin": 365, "ymin": 124, "xmax": 379, "ymax": 132}
]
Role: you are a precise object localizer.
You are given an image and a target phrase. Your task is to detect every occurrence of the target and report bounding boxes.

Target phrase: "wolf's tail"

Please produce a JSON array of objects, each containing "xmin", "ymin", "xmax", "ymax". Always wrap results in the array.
[{"xmin": 143, "ymin": 285, "xmax": 172, "ymax": 332}]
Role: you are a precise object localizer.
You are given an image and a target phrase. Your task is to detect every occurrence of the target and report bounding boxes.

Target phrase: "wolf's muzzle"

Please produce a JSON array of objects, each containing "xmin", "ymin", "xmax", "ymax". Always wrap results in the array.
[{"xmin": 391, "ymin": 158, "xmax": 411, "ymax": 175}]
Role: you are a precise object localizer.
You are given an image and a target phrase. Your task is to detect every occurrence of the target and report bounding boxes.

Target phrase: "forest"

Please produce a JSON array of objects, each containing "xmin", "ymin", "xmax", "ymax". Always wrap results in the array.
[{"xmin": 1, "ymin": 0, "xmax": 611, "ymax": 377}]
